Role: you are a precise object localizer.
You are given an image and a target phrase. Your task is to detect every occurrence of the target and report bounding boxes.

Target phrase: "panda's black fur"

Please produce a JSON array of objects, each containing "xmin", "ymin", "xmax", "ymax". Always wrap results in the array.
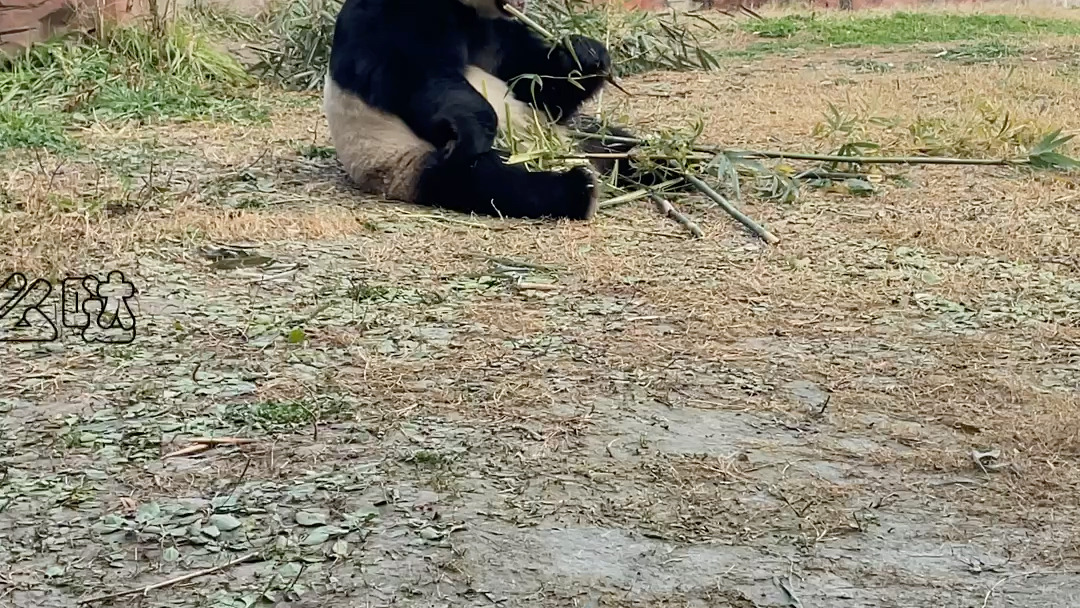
[{"xmin": 323, "ymin": 0, "xmax": 656, "ymax": 221}]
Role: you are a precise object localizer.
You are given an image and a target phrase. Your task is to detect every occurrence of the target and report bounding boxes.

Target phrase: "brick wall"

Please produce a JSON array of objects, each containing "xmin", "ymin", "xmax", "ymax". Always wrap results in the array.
[{"xmin": 0, "ymin": 0, "xmax": 143, "ymax": 54}]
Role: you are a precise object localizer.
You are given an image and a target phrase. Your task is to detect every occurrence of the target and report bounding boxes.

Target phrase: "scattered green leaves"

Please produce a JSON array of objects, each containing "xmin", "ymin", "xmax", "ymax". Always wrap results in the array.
[
  {"xmin": 1027, "ymin": 129, "xmax": 1080, "ymax": 171},
  {"xmin": 809, "ymin": 102, "xmax": 1079, "ymax": 171},
  {"xmin": 251, "ymin": 0, "xmax": 341, "ymax": 90},
  {"xmin": 295, "ymin": 511, "xmax": 327, "ymax": 527},
  {"xmin": 209, "ymin": 514, "xmax": 244, "ymax": 532},
  {"xmin": 528, "ymin": 0, "xmax": 724, "ymax": 76}
]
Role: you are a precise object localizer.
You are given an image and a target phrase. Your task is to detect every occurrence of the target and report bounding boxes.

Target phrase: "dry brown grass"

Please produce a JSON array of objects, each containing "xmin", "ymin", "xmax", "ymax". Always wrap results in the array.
[
  {"xmin": 2, "ymin": 18, "xmax": 1080, "ymax": 602},
  {"xmin": 602, "ymin": 54, "xmax": 1080, "ymax": 157}
]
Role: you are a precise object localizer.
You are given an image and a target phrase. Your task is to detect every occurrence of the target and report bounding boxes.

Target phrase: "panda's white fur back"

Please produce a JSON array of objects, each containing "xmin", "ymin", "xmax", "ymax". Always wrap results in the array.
[
  {"xmin": 324, "ymin": 66, "xmax": 557, "ymax": 200},
  {"xmin": 323, "ymin": 74, "xmax": 435, "ymax": 201}
]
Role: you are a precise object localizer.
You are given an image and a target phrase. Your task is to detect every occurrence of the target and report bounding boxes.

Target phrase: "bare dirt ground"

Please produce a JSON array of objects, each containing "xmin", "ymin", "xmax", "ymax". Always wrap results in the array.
[{"xmin": 2, "ymin": 16, "xmax": 1080, "ymax": 608}]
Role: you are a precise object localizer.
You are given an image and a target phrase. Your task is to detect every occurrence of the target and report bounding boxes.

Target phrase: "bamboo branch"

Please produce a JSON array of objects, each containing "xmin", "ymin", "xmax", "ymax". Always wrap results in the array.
[
  {"xmin": 649, "ymin": 193, "xmax": 703, "ymax": 238},
  {"xmin": 597, "ymin": 188, "xmax": 653, "ymax": 210},
  {"xmin": 727, "ymin": 149, "xmax": 1022, "ymax": 166},
  {"xmin": 560, "ymin": 151, "xmax": 714, "ymax": 162},
  {"xmin": 78, "ymin": 552, "xmax": 261, "ymax": 604},
  {"xmin": 568, "ymin": 130, "xmax": 1028, "ymax": 167},
  {"xmin": 598, "ymin": 178, "xmax": 683, "ymax": 209},
  {"xmin": 187, "ymin": 437, "xmax": 258, "ymax": 445},
  {"xmin": 682, "ymin": 173, "xmax": 778, "ymax": 245},
  {"xmin": 162, "ymin": 444, "xmax": 211, "ymax": 459},
  {"xmin": 503, "ymin": 5, "xmax": 556, "ymax": 41}
]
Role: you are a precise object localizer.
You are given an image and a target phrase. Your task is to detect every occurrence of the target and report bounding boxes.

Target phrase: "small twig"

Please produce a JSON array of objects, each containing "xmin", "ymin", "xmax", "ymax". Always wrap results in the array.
[
  {"xmin": 400, "ymin": 213, "xmax": 507, "ymax": 230},
  {"xmin": 683, "ymin": 173, "xmax": 778, "ymax": 244},
  {"xmin": 604, "ymin": 225, "xmax": 685, "ymax": 239},
  {"xmin": 220, "ymin": 454, "xmax": 252, "ymax": 509},
  {"xmin": 472, "ymin": 254, "xmax": 564, "ymax": 272},
  {"xmin": 247, "ymin": 266, "xmax": 301, "ymax": 285},
  {"xmin": 649, "ymin": 193, "xmax": 703, "ymax": 238},
  {"xmin": 188, "ymin": 437, "xmax": 258, "ymax": 446},
  {"xmin": 163, "ymin": 437, "xmax": 256, "ymax": 459},
  {"xmin": 299, "ymin": 301, "xmax": 332, "ymax": 324},
  {"xmin": 604, "ymin": 76, "xmax": 632, "ymax": 95},
  {"xmin": 561, "ymin": 151, "xmax": 713, "ymax": 162},
  {"xmin": 606, "ymin": 438, "xmax": 619, "ymax": 458},
  {"xmin": 296, "ymin": 401, "xmax": 319, "ymax": 442},
  {"xmin": 739, "ymin": 4, "xmax": 766, "ymax": 20},
  {"xmin": 569, "ymin": 130, "xmax": 696, "ymax": 149},
  {"xmin": 271, "ymin": 563, "xmax": 307, "ymax": 607},
  {"xmin": 514, "ymin": 281, "xmax": 560, "ymax": 291},
  {"xmin": 812, "ymin": 393, "xmax": 830, "ymax": 417},
  {"xmin": 598, "ymin": 178, "xmax": 683, "ymax": 209},
  {"xmin": 795, "ymin": 168, "xmax": 874, "ymax": 180},
  {"xmin": 981, "ymin": 570, "xmax": 1080, "ymax": 608},
  {"xmin": 503, "ymin": 4, "xmax": 556, "ymax": 40},
  {"xmin": 162, "ymin": 444, "xmax": 212, "ymax": 459},
  {"xmin": 774, "ymin": 575, "xmax": 804, "ymax": 608},
  {"xmin": 78, "ymin": 551, "xmax": 261, "ymax": 604},
  {"xmin": 298, "ymin": 386, "xmax": 321, "ymax": 443},
  {"xmin": 598, "ymin": 188, "xmax": 652, "ymax": 210}
]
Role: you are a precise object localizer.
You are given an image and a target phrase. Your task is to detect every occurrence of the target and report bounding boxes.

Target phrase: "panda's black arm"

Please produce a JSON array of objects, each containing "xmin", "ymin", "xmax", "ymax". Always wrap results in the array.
[
  {"xmin": 483, "ymin": 19, "xmax": 610, "ymax": 124},
  {"xmin": 399, "ymin": 71, "xmax": 501, "ymax": 161},
  {"xmin": 329, "ymin": 0, "xmax": 504, "ymax": 162},
  {"xmin": 331, "ymin": 52, "xmax": 500, "ymax": 162}
]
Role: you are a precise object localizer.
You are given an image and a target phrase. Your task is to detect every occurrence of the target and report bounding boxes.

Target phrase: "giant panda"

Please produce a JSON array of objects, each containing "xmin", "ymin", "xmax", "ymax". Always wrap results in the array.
[{"xmin": 322, "ymin": 0, "xmax": 652, "ymax": 221}]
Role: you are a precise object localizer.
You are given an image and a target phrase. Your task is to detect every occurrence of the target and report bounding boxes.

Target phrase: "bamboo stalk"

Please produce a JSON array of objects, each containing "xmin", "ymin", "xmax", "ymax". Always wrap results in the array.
[
  {"xmin": 649, "ymin": 193, "xmax": 703, "ymax": 238},
  {"xmin": 727, "ymin": 149, "xmax": 1022, "ymax": 166},
  {"xmin": 597, "ymin": 188, "xmax": 653, "ymax": 209},
  {"xmin": 504, "ymin": 5, "xmax": 557, "ymax": 41},
  {"xmin": 598, "ymin": 178, "xmax": 683, "ymax": 209},
  {"xmin": 682, "ymin": 174, "xmax": 778, "ymax": 245},
  {"xmin": 557, "ymin": 151, "xmax": 714, "ymax": 161},
  {"xmin": 568, "ymin": 131, "xmax": 1026, "ymax": 167}
]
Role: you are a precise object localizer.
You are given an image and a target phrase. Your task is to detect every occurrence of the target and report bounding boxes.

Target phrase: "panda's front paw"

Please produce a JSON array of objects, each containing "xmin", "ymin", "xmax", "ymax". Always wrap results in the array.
[
  {"xmin": 433, "ymin": 105, "xmax": 498, "ymax": 164},
  {"xmin": 560, "ymin": 35, "xmax": 611, "ymax": 79}
]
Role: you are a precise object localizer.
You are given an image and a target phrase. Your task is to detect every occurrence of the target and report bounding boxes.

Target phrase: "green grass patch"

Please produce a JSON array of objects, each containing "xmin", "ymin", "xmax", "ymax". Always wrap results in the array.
[
  {"xmin": 810, "ymin": 100, "xmax": 1079, "ymax": 164},
  {"xmin": 0, "ymin": 21, "xmax": 267, "ymax": 152},
  {"xmin": 742, "ymin": 12, "xmax": 1080, "ymax": 48},
  {"xmin": 0, "ymin": 109, "xmax": 76, "ymax": 152},
  {"xmin": 712, "ymin": 47, "xmax": 771, "ymax": 61}
]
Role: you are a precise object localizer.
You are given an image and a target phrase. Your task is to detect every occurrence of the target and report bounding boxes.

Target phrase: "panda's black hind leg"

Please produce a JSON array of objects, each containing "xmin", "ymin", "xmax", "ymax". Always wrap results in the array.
[{"xmin": 415, "ymin": 150, "xmax": 598, "ymax": 220}]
